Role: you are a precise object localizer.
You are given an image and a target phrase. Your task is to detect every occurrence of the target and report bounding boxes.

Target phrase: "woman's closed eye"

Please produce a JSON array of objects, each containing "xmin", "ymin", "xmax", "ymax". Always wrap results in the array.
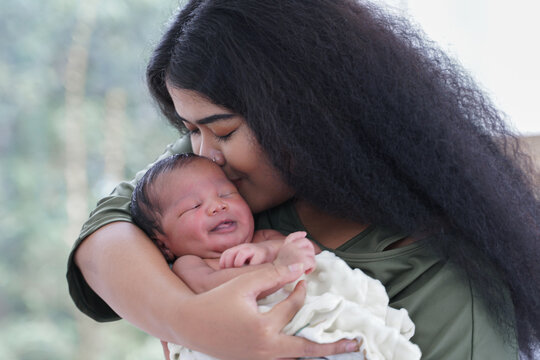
[
  {"xmin": 183, "ymin": 125, "xmax": 235, "ymax": 143},
  {"xmin": 215, "ymin": 129, "xmax": 236, "ymax": 142}
]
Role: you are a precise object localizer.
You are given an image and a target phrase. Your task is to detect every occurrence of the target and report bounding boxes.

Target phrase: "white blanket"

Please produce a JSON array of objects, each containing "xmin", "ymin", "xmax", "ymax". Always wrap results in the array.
[{"xmin": 169, "ymin": 251, "xmax": 421, "ymax": 360}]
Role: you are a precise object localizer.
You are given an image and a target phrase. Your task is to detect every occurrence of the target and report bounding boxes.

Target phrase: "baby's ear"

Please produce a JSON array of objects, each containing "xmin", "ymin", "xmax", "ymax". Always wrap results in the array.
[{"xmin": 155, "ymin": 239, "xmax": 175, "ymax": 262}]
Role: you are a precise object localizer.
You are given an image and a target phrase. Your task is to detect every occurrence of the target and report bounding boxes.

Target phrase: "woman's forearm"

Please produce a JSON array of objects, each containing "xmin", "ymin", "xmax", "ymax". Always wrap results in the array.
[{"xmin": 74, "ymin": 221, "xmax": 195, "ymax": 343}]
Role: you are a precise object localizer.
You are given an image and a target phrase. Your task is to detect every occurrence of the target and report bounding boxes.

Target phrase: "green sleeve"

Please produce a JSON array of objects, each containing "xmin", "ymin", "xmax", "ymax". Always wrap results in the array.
[{"xmin": 66, "ymin": 136, "xmax": 192, "ymax": 322}]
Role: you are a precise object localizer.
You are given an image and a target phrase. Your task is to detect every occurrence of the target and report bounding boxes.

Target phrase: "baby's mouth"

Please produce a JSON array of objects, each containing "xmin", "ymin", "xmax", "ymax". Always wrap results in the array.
[{"xmin": 210, "ymin": 220, "xmax": 236, "ymax": 232}]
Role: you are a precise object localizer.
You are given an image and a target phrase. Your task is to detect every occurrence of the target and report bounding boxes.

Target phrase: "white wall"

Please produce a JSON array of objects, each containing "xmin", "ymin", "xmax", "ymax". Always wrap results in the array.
[{"xmin": 378, "ymin": 0, "xmax": 540, "ymax": 135}]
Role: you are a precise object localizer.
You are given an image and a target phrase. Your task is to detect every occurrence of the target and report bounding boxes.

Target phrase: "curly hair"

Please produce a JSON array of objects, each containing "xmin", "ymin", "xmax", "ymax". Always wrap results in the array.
[{"xmin": 146, "ymin": 0, "xmax": 540, "ymax": 355}]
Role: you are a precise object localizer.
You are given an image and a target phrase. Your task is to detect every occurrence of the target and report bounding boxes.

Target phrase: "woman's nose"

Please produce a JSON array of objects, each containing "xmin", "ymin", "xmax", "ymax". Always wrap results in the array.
[
  {"xmin": 210, "ymin": 151, "xmax": 225, "ymax": 166},
  {"xmin": 197, "ymin": 139, "xmax": 225, "ymax": 166},
  {"xmin": 207, "ymin": 200, "xmax": 228, "ymax": 215}
]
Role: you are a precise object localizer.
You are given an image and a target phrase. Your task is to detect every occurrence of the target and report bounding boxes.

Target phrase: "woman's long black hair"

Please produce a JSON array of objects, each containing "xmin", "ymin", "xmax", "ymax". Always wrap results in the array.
[{"xmin": 147, "ymin": 0, "xmax": 539, "ymax": 356}]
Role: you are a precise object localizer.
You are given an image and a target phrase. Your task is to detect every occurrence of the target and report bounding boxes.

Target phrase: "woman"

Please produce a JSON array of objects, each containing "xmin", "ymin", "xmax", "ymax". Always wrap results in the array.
[{"xmin": 68, "ymin": 0, "xmax": 540, "ymax": 359}]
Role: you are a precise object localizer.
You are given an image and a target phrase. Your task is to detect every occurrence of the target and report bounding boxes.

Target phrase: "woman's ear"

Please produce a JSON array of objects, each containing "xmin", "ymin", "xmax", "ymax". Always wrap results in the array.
[{"xmin": 155, "ymin": 239, "xmax": 176, "ymax": 262}]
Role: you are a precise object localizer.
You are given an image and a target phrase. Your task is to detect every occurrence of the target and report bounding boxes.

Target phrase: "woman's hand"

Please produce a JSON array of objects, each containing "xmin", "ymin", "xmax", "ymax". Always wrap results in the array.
[
  {"xmin": 160, "ymin": 340, "xmax": 170, "ymax": 360},
  {"xmin": 177, "ymin": 264, "xmax": 358, "ymax": 360}
]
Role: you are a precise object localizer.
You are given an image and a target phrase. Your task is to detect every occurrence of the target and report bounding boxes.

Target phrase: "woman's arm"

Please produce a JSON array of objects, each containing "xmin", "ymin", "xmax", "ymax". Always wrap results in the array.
[
  {"xmin": 75, "ymin": 222, "xmax": 193, "ymax": 341},
  {"xmin": 75, "ymin": 222, "xmax": 358, "ymax": 359}
]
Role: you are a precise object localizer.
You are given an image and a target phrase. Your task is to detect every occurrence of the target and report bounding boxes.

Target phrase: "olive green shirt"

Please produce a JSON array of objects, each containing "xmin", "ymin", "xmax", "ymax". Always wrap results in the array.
[
  {"xmin": 255, "ymin": 201, "xmax": 517, "ymax": 360},
  {"xmin": 66, "ymin": 136, "xmax": 517, "ymax": 359}
]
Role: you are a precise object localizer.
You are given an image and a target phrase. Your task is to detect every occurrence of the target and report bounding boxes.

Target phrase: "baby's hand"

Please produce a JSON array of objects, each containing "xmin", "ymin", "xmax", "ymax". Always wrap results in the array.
[
  {"xmin": 273, "ymin": 231, "xmax": 316, "ymax": 274},
  {"xmin": 220, "ymin": 243, "xmax": 271, "ymax": 268}
]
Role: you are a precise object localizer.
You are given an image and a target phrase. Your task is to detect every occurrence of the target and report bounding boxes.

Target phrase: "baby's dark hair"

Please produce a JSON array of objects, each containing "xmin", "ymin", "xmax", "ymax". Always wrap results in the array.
[{"xmin": 130, "ymin": 153, "xmax": 201, "ymax": 244}]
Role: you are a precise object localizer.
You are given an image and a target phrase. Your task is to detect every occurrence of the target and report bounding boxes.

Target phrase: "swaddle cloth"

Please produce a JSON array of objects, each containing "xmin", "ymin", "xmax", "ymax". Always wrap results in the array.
[{"xmin": 168, "ymin": 251, "xmax": 421, "ymax": 360}]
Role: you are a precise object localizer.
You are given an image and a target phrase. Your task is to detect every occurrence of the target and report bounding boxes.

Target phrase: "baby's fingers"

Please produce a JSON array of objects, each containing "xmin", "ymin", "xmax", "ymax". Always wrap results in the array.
[
  {"xmin": 219, "ymin": 249, "xmax": 238, "ymax": 268},
  {"xmin": 248, "ymin": 251, "xmax": 267, "ymax": 265},
  {"xmin": 219, "ymin": 251, "xmax": 230, "ymax": 268},
  {"xmin": 302, "ymin": 253, "xmax": 316, "ymax": 275},
  {"xmin": 284, "ymin": 231, "xmax": 307, "ymax": 244},
  {"xmin": 234, "ymin": 249, "xmax": 254, "ymax": 267}
]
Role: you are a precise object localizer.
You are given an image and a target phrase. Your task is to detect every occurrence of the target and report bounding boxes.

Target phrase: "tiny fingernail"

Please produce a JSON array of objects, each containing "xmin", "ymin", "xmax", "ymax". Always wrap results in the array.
[
  {"xmin": 288, "ymin": 263, "xmax": 304, "ymax": 272},
  {"xmin": 345, "ymin": 340, "xmax": 359, "ymax": 352}
]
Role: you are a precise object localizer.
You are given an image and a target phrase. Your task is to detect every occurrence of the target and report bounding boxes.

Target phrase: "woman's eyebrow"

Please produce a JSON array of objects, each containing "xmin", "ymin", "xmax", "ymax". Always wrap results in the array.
[{"xmin": 178, "ymin": 113, "xmax": 236, "ymax": 125}]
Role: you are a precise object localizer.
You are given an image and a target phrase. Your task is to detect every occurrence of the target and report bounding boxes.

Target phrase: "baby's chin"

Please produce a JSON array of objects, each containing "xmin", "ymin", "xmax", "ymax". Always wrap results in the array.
[
  {"xmin": 229, "ymin": 233, "xmax": 253, "ymax": 248},
  {"xmin": 212, "ymin": 232, "xmax": 252, "ymax": 252}
]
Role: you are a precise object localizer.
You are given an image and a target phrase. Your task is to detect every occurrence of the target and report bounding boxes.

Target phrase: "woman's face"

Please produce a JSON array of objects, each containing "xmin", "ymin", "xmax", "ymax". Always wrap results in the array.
[{"xmin": 166, "ymin": 85, "xmax": 294, "ymax": 213}]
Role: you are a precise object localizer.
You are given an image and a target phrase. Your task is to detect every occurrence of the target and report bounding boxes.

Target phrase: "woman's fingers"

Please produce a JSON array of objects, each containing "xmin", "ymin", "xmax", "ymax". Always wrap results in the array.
[
  {"xmin": 267, "ymin": 280, "xmax": 307, "ymax": 325},
  {"xmin": 183, "ymin": 264, "xmax": 356, "ymax": 359},
  {"xmin": 160, "ymin": 340, "xmax": 170, "ymax": 359},
  {"xmin": 230, "ymin": 262, "xmax": 305, "ymax": 300},
  {"xmin": 177, "ymin": 265, "xmax": 304, "ymax": 360},
  {"xmin": 277, "ymin": 336, "xmax": 360, "ymax": 359}
]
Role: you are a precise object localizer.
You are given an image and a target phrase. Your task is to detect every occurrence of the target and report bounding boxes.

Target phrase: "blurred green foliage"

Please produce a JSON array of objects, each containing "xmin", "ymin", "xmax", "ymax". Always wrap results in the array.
[
  {"xmin": 0, "ymin": 0, "xmax": 184, "ymax": 358},
  {"xmin": 0, "ymin": 1, "xmax": 538, "ymax": 360}
]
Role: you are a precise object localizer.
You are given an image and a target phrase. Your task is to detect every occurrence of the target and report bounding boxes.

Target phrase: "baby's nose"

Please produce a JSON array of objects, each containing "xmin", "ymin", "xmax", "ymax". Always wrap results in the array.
[{"xmin": 208, "ymin": 201, "xmax": 228, "ymax": 215}]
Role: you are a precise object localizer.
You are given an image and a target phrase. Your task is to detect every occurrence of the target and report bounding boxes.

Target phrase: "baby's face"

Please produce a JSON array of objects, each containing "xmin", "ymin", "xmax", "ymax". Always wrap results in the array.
[{"xmin": 155, "ymin": 159, "xmax": 255, "ymax": 258}]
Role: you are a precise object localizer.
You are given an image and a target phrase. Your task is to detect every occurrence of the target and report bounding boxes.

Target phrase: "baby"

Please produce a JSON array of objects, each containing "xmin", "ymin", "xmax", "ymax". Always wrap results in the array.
[
  {"xmin": 131, "ymin": 153, "xmax": 421, "ymax": 360},
  {"xmin": 131, "ymin": 153, "xmax": 317, "ymax": 295}
]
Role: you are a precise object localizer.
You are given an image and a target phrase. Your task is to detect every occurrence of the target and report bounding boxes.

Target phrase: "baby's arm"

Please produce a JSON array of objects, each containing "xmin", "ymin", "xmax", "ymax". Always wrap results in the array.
[
  {"xmin": 218, "ymin": 230, "xmax": 284, "ymax": 268},
  {"xmin": 220, "ymin": 231, "xmax": 318, "ymax": 273},
  {"xmin": 174, "ymin": 231, "xmax": 317, "ymax": 295},
  {"xmin": 173, "ymin": 254, "xmax": 283, "ymax": 295}
]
